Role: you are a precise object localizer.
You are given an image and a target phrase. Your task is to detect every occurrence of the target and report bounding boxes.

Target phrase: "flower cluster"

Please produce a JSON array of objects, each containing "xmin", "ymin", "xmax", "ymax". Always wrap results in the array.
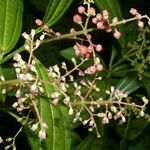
[{"xmin": 0, "ymin": 1, "xmax": 150, "ymax": 149}]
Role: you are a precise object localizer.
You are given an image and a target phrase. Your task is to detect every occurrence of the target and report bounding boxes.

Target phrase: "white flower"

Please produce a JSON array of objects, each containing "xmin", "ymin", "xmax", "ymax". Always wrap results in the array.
[
  {"xmin": 31, "ymin": 123, "xmax": 38, "ymax": 131},
  {"xmin": 71, "ymin": 57, "xmax": 76, "ymax": 64},
  {"xmin": 35, "ymin": 39, "xmax": 41, "ymax": 48},
  {"xmin": 140, "ymin": 110, "xmax": 144, "ymax": 117},
  {"xmin": 24, "ymin": 45, "xmax": 30, "ymax": 50},
  {"xmin": 110, "ymin": 106, "xmax": 117, "ymax": 113},
  {"xmin": 69, "ymin": 108, "xmax": 74, "ymax": 115},
  {"xmin": 2, "ymin": 89, "xmax": 6, "ymax": 94},
  {"xmin": 30, "ymin": 65, "xmax": 37, "ymax": 73},
  {"xmin": 38, "ymin": 130, "xmax": 46, "ymax": 140},
  {"xmin": 142, "ymin": 97, "xmax": 148, "ymax": 104},
  {"xmin": 0, "ymin": 136, "xmax": 3, "ymax": 143},
  {"xmin": 40, "ymin": 34, "xmax": 45, "ymax": 41},
  {"xmin": 53, "ymin": 65, "xmax": 60, "ymax": 74},
  {"xmin": 30, "ymin": 84, "xmax": 38, "ymax": 93},
  {"xmin": 82, "ymin": 120, "xmax": 89, "ymax": 125},
  {"xmin": 13, "ymin": 53, "xmax": 22, "ymax": 62},
  {"xmin": 42, "ymin": 123, "xmax": 48, "ymax": 129},
  {"xmin": 12, "ymin": 102, "xmax": 18, "ymax": 108},
  {"xmin": 31, "ymin": 29, "xmax": 36, "ymax": 38},
  {"xmin": 22, "ymin": 32, "xmax": 30, "ymax": 40},
  {"xmin": 51, "ymin": 92, "xmax": 60, "ymax": 98}
]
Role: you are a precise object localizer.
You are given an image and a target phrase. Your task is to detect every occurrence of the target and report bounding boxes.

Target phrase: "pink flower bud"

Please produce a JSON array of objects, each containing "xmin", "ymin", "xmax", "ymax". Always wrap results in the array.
[
  {"xmin": 85, "ymin": 53, "xmax": 91, "ymax": 59},
  {"xmin": 89, "ymin": 66, "xmax": 96, "ymax": 73},
  {"xmin": 97, "ymin": 21, "xmax": 105, "ymax": 29},
  {"xmin": 105, "ymin": 26, "xmax": 112, "ymax": 33},
  {"xmin": 102, "ymin": 10, "xmax": 109, "ymax": 20},
  {"xmin": 129, "ymin": 8, "xmax": 137, "ymax": 15},
  {"xmin": 73, "ymin": 14, "xmax": 82, "ymax": 23},
  {"xmin": 89, "ymin": 7, "xmax": 96, "ymax": 16},
  {"xmin": 96, "ymin": 64, "xmax": 103, "ymax": 71},
  {"xmin": 79, "ymin": 45, "xmax": 88, "ymax": 55},
  {"xmin": 96, "ymin": 44, "xmax": 103, "ymax": 52},
  {"xmin": 75, "ymin": 49, "xmax": 80, "ymax": 56},
  {"xmin": 35, "ymin": 19, "xmax": 43, "ymax": 26},
  {"xmin": 92, "ymin": 17, "xmax": 98, "ymax": 24},
  {"xmin": 96, "ymin": 13, "xmax": 102, "ymax": 21},
  {"xmin": 138, "ymin": 21, "xmax": 144, "ymax": 28},
  {"xmin": 88, "ymin": 45, "xmax": 93, "ymax": 53},
  {"xmin": 113, "ymin": 29, "xmax": 121, "ymax": 39},
  {"xmin": 70, "ymin": 28, "xmax": 75, "ymax": 33},
  {"xmin": 78, "ymin": 6, "xmax": 85, "ymax": 14},
  {"xmin": 112, "ymin": 17, "xmax": 118, "ymax": 24},
  {"xmin": 56, "ymin": 32, "xmax": 61, "ymax": 37}
]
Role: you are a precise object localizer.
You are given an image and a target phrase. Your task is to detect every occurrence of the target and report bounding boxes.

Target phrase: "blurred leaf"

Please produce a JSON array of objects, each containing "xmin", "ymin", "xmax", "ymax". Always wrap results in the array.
[
  {"xmin": 77, "ymin": 134, "xmax": 118, "ymax": 150},
  {"xmin": 44, "ymin": 0, "xmax": 73, "ymax": 26},
  {"xmin": 94, "ymin": 0, "xmax": 125, "ymax": 49},
  {"xmin": 127, "ymin": 133, "xmax": 150, "ymax": 150},
  {"xmin": 117, "ymin": 118, "xmax": 148, "ymax": 141},
  {"xmin": 27, "ymin": 58, "xmax": 71, "ymax": 150},
  {"xmin": 142, "ymin": 77, "xmax": 150, "ymax": 97},
  {"xmin": 115, "ymin": 76, "xmax": 141, "ymax": 95},
  {"xmin": 124, "ymin": 22, "xmax": 138, "ymax": 46},
  {"xmin": 0, "ymin": 0, "xmax": 23, "ymax": 57}
]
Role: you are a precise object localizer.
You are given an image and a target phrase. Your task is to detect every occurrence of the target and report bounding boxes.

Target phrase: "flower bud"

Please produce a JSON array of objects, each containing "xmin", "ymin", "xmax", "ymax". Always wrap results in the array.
[
  {"xmin": 35, "ymin": 19, "xmax": 43, "ymax": 26},
  {"xmin": 78, "ymin": 6, "xmax": 85, "ymax": 14},
  {"xmin": 38, "ymin": 130, "xmax": 46, "ymax": 140},
  {"xmin": 73, "ymin": 14, "xmax": 82, "ymax": 24}
]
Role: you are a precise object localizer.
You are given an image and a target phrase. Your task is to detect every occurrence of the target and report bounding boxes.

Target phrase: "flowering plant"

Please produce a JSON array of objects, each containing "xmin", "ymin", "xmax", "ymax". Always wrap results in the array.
[{"xmin": 0, "ymin": 0, "xmax": 150, "ymax": 149}]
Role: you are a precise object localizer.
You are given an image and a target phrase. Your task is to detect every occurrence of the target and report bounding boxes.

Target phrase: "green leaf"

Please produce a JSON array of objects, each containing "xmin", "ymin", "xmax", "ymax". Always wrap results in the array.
[
  {"xmin": 117, "ymin": 118, "xmax": 148, "ymax": 141},
  {"xmin": 27, "ymin": 58, "xmax": 71, "ymax": 150},
  {"xmin": 142, "ymin": 77, "xmax": 150, "ymax": 97},
  {"xmin": 76, "ymin": 134, "xmax": 118, "ymax": 150},
  {"xmin": 115, "ymin": 76, "xmax": 141, "ymax": 95},
  {"xmin": 43, "ymin": 0, "xmax": 73, "ymax": 26},
  {"xmin": 0, "ymin": 0, "xmax": 23, "ymax": 57},
  {"xmin": 94, "ymin": 0, "xmax": 125, "ymax": 48}
]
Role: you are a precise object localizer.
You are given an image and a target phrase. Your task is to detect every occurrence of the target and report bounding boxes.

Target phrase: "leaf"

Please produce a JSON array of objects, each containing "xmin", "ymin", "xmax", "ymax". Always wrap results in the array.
[
  {"xmin": 142, "ymin": 77, "xmax": 150, "ymax": 97},
  {"xmin": 117, "ymin": 118, "xmax": 148, "ymax": 142},
  {"xmin": 115, "ymin": 76, "xmax": 141, "ymax": 95},
  {"xmin": 94, "ymin": 0, "xmax": 125, "ymax": 49},
  {"xmin": 0, "ymin": 0, "xmax": 23, "ymax": 57},
  {"xmin": 27, "ymin": 58, "xmax": 71, "ymax": 150},
  {"xmin": 76, "ymin": 134, "xmax": 118, "ymax": 150},
  {"xmin": 43, "ymin": 0, "xmax": 73, "ymax": 26}
]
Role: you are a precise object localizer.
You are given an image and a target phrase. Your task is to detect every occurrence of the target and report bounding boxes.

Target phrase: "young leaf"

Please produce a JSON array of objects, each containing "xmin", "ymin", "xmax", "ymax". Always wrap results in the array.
[
  {"xmin": 27, "ymin": 58, "xmax": 71, "ymax": 150},
  {"xmin": 0, "ymin": 0, "xmax": 23, "ymax": 57},
  {"xmin": 94, "ymin": 0, "xmax": 125, "ymax": 49},
  {"xmin": 115, "ymin": 76, "xmax": 141, "ymax": 95},
  {"xmin": 43, "ymin": 0, "xmax": 73, "ymax": 26}
]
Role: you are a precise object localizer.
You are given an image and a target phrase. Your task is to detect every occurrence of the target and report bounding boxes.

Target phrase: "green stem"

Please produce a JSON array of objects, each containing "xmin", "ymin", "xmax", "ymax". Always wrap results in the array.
[{"xmin": 0, "ymin": 28, "xmax": 96, "ymax": 65}]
